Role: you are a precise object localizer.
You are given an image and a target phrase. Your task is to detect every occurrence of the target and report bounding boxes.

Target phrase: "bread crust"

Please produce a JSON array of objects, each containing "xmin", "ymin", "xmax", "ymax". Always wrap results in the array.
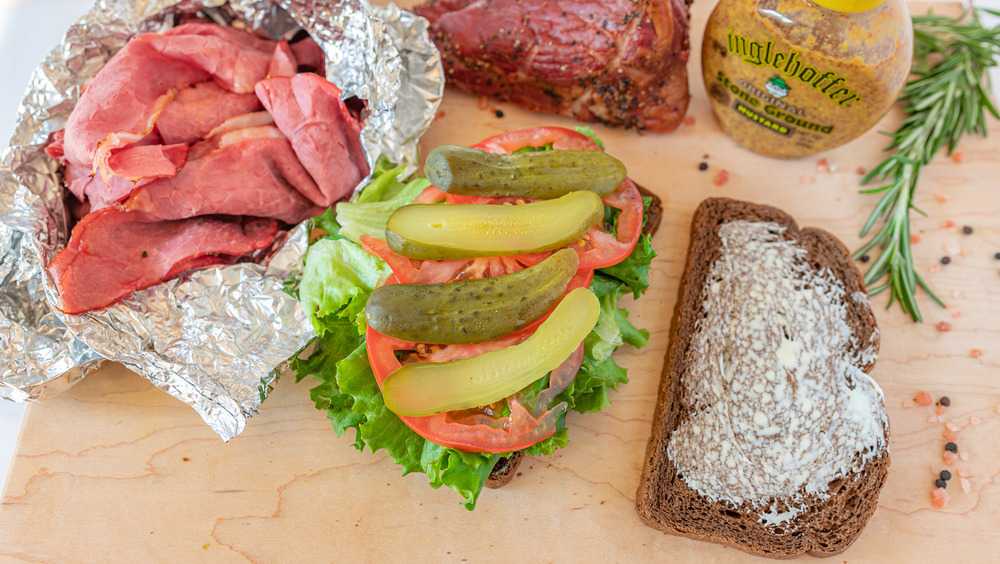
[{"xmin": 636, "ymin": 197, "xmax": 888, "ymax": 558}]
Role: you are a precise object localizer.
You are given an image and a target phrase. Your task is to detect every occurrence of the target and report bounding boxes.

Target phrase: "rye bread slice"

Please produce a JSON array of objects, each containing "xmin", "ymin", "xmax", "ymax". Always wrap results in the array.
[
  {"xmin": 487, "ymin": 186, "xmax": 663, "ymax": 488},
  {"xmin": 636, "ymin": 197, "xmax": 888, "ymax": 558}
]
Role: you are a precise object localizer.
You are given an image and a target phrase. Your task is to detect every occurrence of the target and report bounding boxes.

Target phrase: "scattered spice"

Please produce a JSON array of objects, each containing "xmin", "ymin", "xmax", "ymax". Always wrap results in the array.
[
  {"xmin": 935, "ymin": 405, "xmax": 947, "ymax": 416},
  {"xmin": 816, "ymin": 158, "xmax": 829, "ymax": 173},
  {"xmin": 929, "ymin": 264, "xmax": 940, "ymax": 273},
  {"xmin": 943, "ymin": 429, "xmax": 958, "ymax": 442},
  {"xmin": 994, "ymin": 252, "xmax": 1000, "ymax": 260},
  {"xmin": 960, "ymin": 451, "xmax": 970, "ymax": 461},
  {"xmin": 936, "ymin": 321, "xmax": 951, "ymax": 332},
  {"xmin": 698, "ymin": 162, "xmax": 708, "ymax": 171},
  {"xmin": 962, "ymin": 225, "xmax": 973, "ymax": 235},
  {"xmin": 941, "ymin": 219, "xmax": 954, "ymax": 228},
  {"xmin": 713, "ymin": 169, "xmax": 729, "ymax": 186},
  {"xmin": 970, "ymin": 416, "xmax": 981, "ymax": 426},
  {"xmin": 911, "ymin": 234, "xmax": 922, "ymax": 244},
  {"xmin": 951, "ymin": 310, "xmax": 962, "ymax": 319},
  {"xmin": 477, "ymin": 96, "xmax": 490, "ymax": 110},
  {"xmin": 141, "ymin": 251, "xmax": 148, "ymax": 258},
  {"xmin": 961, "ymin": 478, "xmax": 972, "ymax": 493},
  {"xmin": 931, "ymin": 487, "xmax": 950, "ymax": 508},
  {"xmin": 935, "ymin": 478, "xmax": 947, "ymax": 488},
  {"xmin": 800, "ymin": 175, "xmax": 815, "ymax": 183},
  {"xmin": 971, "ymin": 349, "xmax": 982, "ymax": 358},
  {"xmin": 915, "ymin": 391, "xmax": 933, "ymax": 406},
  {"xmin": 934, "ymin": 193, "xmax": 950, "ymax": 203},
  {"xmin": 940, "ymin": 470, "xmax": 952, "ymax": 481},
  {"xmin": 855, "ymin": 166, "xmax": 867, "ymax": 175},
  {"xmin": 951, "ymin": 151, "xmax": 964, "ymax": 163},
  {"xmin": 939, "ymin": 396, "xmax": 951, "ymax": 407},
  {"xmin": 940, "ymin": 256, "xmax": 951, "ymax": 265},
  {"xmin": 945, "ymin": 441, "xmax": 958, "ymax": 453},
  {"xmin": 494, "ymin": 108, "xmax": 505, "ymax": 118},
  {"xmin": 683, "ymin": 115, "xmax": 696, "ymax": 126},
  {"xmin": 943, "ymin": 451, "xmax": 958, "ymax": 466},
  {"xmin": 436, "ymin": 110, "xmax": 447, "ymax": 119}
]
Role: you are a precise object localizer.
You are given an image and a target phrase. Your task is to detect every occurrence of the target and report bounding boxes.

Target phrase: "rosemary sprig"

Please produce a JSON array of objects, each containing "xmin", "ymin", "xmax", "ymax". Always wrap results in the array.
[{"xmin": 855, "ymin": 9, "xmax": 1000, "ymax": 322}]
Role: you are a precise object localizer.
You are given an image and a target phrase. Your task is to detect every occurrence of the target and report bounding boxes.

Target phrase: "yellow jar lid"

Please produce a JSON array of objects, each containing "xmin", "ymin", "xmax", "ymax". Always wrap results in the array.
[{"xmin": 811, "ymin": 0, "xmax": 884, "ymax": 12}]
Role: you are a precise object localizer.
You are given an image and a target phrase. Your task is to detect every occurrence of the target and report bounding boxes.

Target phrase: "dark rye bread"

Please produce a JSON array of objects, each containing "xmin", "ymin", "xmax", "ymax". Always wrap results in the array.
[
  {"xmin": 487, "ymin": 185, "xmax": 662, "ymax": 488},
  {"xmin": 636, "ymin": 198, "xmax": 888, "ymax": 558}
]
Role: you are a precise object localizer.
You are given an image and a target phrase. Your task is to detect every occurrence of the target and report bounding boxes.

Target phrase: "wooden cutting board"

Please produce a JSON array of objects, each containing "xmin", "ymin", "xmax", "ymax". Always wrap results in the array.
[{"xmin": 2, "ymin": 1, "xmax": 999, "ymax": 561}]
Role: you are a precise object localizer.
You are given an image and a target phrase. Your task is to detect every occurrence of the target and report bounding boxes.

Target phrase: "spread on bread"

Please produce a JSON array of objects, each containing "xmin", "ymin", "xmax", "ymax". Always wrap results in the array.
[{"xmin": 666, "ymin": 221, "xmax": 887, "ymax": 526}]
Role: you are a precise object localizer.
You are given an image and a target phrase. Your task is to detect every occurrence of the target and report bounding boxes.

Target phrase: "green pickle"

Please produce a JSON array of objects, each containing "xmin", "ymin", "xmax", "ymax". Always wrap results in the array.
[
  {"xmin": 424, "ymin": 145, "xmax": 626, "ymax": 198},
  {"xmin": 365, "ymin": 249, "xmax": 579, "ymax": 344},
  {"xmin": 381, "ymin": 287, "xmax": 601, "ymax": 417},
  {"xmin": 385, "ymin": 190, "xmax": 603, "ymax": 260}
]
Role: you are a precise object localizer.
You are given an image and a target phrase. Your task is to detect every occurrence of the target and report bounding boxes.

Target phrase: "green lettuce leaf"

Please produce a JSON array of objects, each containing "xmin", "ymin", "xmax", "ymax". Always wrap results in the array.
[{"xmin": 299, "ymin": 237, "xmax": 390, "ymax": 335}]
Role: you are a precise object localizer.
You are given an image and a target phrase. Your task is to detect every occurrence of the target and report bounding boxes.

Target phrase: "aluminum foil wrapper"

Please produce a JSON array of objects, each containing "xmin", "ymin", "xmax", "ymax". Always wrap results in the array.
[{"xmin": 0, "ymin": 0, "xmax": 443, "ymax": 439}]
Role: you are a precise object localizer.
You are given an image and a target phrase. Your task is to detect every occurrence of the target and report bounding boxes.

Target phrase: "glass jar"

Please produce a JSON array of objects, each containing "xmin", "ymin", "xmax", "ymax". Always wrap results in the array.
[{"xmin": 701, "ymin": 0, "xmax": 913, "ymax": 158}]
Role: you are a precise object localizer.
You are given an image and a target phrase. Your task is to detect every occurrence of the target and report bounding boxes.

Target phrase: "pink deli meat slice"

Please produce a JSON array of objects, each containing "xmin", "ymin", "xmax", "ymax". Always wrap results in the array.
[
  {"xmin": 61, "ymin": 23, "xmax": 278, "ymax": 173},
  {"xmin": 126, "ymin": 125, "xmax": 326, "ymax": 225},
  {"xmin": 254, "ymin": 73, "xmax": 368, "ymax": 207},
  {"xmin": 49, "ymin": 208, "xmax": 278, "ymax": 314},
  {"xmin": 155, "ymin": 82, "xmax": 263, "ymax": 145}
]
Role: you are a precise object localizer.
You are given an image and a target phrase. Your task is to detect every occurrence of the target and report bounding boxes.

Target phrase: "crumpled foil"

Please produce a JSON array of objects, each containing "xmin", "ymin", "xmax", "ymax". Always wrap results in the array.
[{"xmin": 0, "ymin": 0, "xmax": 443, "ymax": 440}]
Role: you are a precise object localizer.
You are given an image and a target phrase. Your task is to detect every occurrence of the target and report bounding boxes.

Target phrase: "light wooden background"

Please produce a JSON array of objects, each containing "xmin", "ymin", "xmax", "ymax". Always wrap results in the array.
[{"xmin": 2, "ymin": 1, "xmax": 999, "ymax": 561}]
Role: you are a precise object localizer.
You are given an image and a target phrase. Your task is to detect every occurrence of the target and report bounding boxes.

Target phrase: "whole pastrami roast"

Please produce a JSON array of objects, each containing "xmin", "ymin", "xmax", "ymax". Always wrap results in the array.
[{"xmin": 414, "ymin": 0, "xmax": 692, "ymax": 132}]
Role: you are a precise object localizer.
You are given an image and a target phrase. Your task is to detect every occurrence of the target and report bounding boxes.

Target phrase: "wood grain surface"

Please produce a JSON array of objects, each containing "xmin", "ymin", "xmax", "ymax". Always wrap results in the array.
[{"xmin": 2, "ymin": 1, "xmax": 999, "ymax": 562}]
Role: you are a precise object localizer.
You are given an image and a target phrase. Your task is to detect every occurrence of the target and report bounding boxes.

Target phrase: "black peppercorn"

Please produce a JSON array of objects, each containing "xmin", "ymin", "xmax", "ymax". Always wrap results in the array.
[
  {"xmin": 935, "ymin": 479, "xmax": 947, "ymax": 488},
  {"xmin": 141, "ymin": 251, "xmax": 148, "ymax": 258},
  {"xmin": 860, "ymin": 254, "xmax": 870, "ymax": 263},
  {"xmin": 940, "ymin": 470, "xmax": 952, "ymax": 481},
  {"xmin": 939, "ymin": 396, "xmax": 951, "ymax": 407},
  {"xmin": 994, "ymin": 251, "xmax": 1000, "ymax": 260},
  {"xmin": 940, "ymin": 256, "xmax": 951, "ymax": 265},
  {"xmin": 962, "ymin": 225, "xmax": 973, "ymax": 235},
  {"xmin": 698, "ymin": 162, "xmax": 709, "ymax": 171},
  {"xmin": 945, "ymin": 442, "xmax": 958, "ymax": 453},
  {"xmin": 494, "ymin": 109, "xmax": 504, "ymax": 118}
]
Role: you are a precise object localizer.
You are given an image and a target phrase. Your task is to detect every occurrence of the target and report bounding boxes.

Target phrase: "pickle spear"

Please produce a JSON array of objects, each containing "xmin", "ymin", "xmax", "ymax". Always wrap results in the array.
[
  {"xmin": 385, "ymin": 190, "xmax": 603, "ymax": 260},
  {"xmin": 366, "ymin": 249, "xmax": 579, "ymax": 344},
  {"xmin": 424, "ymin": 145, "xmax": 626, "ymax": 198},
  {"xmin": 381, "ymin": 287, "xmax": 601, "ymax": 417}
]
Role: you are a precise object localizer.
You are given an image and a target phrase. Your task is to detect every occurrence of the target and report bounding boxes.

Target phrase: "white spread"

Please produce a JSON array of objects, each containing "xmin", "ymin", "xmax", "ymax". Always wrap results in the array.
[{"xmin": 666, "ymin": 221, "xmax": 887, "ymax": 527}]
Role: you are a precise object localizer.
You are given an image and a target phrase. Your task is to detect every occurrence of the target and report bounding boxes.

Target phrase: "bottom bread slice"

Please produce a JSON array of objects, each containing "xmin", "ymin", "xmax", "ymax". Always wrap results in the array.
[{"xmin": 636, "ymin": 198, "xmax": 889, "ymax": 558}]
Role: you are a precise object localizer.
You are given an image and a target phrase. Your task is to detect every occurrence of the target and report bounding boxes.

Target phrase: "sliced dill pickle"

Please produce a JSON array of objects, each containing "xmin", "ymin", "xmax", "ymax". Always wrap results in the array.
[
  {"xmin": 365, "ymin": 249, "xmax": 579, "ymax": 345},
  {"xmin": 424, "ymin": 145, "xmax": 627, "ymax": 198},
  {"xmin": 381, "ymin": 287, "xmax": 600, "ymax": 417},
  {"xmin": 385, "ymin": 190, "xmax": 603, "ymax": 260}
]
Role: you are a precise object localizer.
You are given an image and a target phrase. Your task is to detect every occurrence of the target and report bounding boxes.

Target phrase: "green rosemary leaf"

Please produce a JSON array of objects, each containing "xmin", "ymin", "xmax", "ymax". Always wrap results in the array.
[{"xmin": 857, "ymin": 8, "xmax": 1000, "ymax": 322}]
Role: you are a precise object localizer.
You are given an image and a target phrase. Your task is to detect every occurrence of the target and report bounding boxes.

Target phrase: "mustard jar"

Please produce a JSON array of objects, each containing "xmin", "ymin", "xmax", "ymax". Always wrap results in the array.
[{"xmin": 702, "ymin": 0, "xmax": 913, "ymax": 158}]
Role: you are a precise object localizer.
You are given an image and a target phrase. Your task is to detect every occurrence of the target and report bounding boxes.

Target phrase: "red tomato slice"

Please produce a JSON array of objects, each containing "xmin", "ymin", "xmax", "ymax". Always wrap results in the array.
[{"xmin": 366, "ymin": 270, "xmax": 592, "ymax": 454}]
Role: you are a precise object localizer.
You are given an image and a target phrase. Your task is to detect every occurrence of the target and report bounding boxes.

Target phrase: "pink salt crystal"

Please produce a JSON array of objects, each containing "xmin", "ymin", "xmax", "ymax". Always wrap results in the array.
[
  {"xmin": 961, "ymin": 478, "xmax": 971, "ymax": 493},
  {"xmin": 946, "ymin": 421, "xmax": 961, "ymax": 432},
  {"xmin": 929, "ymin": 264, "xmax": 941, "ymax": 273},
  {"xmin": 932, "ymin": 487, "xmax": 950, "ymax": 508},
  {"xmin": 928, "ymin": 414, "xmax": 941, "ymax": 424},
  {"xmin": 902, "ymin": 399, "xmax": 915, "ymax": 408},
  {"xmin": 943, "ymin": 239, "xmax": 962, "ymax": 255},
  {"xmin": 800, "ymin": 175, "xmax": 815, "ymax": 183},
  {"xmin": 958, "ymin": 468, "xmax": 970, "ymax": 478},
  {"xmin": 943, "ymin": 451, "xmax": 959, "ymax": 466},
  {"xmin": 960, "ymin": 451, "xmax": 970, "ymax": 462},
  {"xmin": 935, "ymin": 194, "xmax": 950, "ymax": 204},
  {"xmin": 970, "ymin": 416, "xmax": 981, "ymax": 426}
]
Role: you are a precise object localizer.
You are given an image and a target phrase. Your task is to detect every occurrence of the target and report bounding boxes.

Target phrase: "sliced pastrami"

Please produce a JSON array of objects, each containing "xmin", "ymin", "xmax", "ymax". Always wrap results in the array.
[
  {"xmin": 126, "ymin": 126, "xmax": 325, "ymax": 225},
  {"xmin": 255, "ymin": 73, "xmax": 368, "ymax": 207},
  {"xmin": 156, "ymin": 82, "xmax": 262, "ymax": 145},
  {"xmin": 49, "ymin": 209, "xmax": 278, "ymax": 314}
]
